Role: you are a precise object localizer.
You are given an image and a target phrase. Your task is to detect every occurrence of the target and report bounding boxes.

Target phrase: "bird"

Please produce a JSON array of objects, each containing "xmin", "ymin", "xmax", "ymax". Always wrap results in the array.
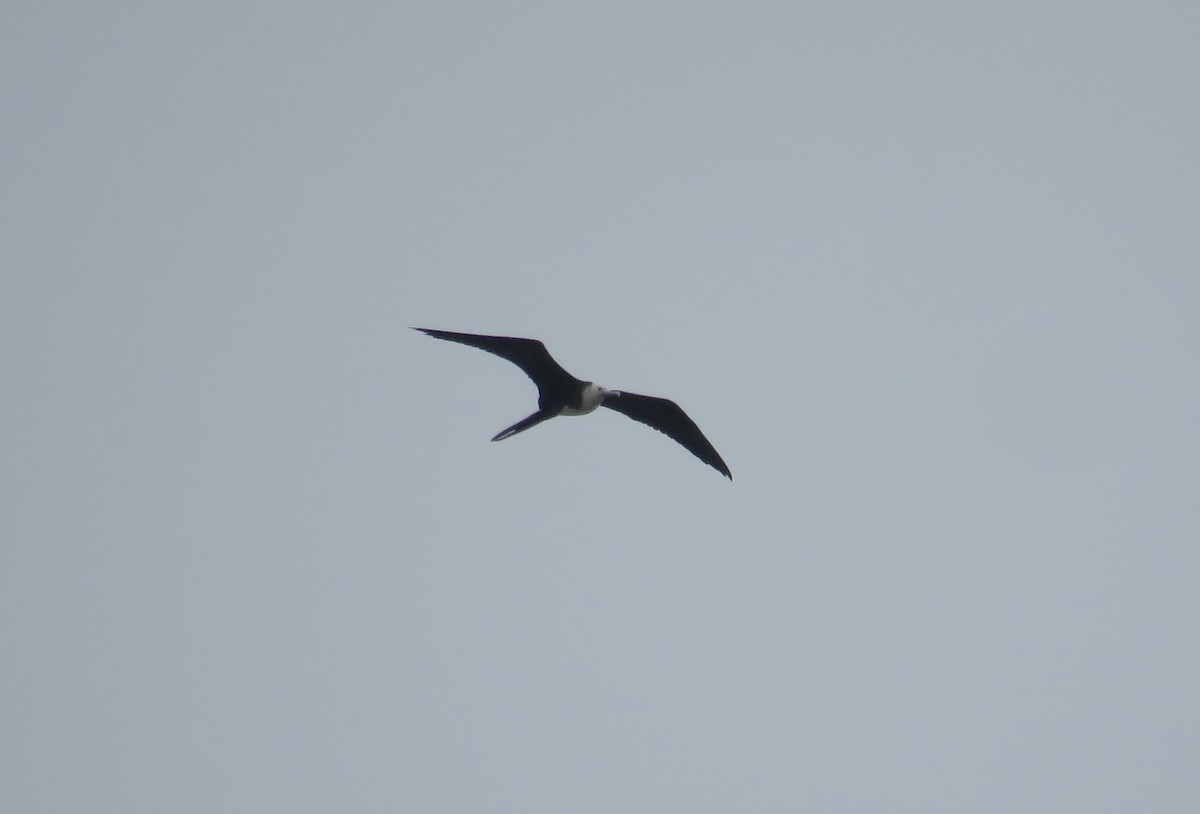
[{"xmin": 414, "ymin": 328, "xmax": 732, "ymax": 479}]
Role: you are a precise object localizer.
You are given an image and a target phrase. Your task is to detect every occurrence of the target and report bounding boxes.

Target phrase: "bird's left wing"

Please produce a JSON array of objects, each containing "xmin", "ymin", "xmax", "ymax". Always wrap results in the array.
[{"xmin": 602, "ymin": 390, "xmax": 732, "ymax": 479}]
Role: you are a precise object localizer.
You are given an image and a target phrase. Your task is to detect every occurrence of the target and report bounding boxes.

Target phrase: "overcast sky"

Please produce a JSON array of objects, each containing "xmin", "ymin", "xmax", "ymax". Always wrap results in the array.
[{"xmin": 3, "ymin": 3, "xmax": 1198, "ymax": 812}]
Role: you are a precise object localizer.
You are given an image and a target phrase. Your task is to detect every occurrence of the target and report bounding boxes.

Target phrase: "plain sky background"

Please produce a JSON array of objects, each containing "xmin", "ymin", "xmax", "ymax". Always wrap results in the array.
[{"xmin": 3, "ymin": 2, "xmax": 1198, "ymax": 812}]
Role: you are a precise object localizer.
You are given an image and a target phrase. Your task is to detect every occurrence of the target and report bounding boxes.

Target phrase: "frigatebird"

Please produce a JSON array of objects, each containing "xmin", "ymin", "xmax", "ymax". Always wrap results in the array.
[{"xmin": 414, "ymin": 328, "xmax": 732, "ymax": 479}]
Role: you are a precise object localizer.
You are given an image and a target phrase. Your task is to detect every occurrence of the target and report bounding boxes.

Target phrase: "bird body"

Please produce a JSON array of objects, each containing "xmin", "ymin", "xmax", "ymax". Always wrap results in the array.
[{"xmin": 415, "ymin": 328, "xmax": 731, "ymax": 479}]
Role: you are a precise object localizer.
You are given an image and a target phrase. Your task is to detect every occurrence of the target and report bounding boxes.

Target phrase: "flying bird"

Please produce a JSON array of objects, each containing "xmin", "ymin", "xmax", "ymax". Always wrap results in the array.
[{"xmin": 414, "ymin": 328, "xmax": 732, "ymax": 479}]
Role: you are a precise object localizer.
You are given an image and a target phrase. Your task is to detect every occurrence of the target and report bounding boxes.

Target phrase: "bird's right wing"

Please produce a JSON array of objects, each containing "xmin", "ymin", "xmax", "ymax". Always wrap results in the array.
[
  {"xmin": 413, "ymin": 328, "xmax": 578, "ymax": 394},
  {"xmin": 602, "ymin": 390, "xmax": 732, "ymax": 479}
]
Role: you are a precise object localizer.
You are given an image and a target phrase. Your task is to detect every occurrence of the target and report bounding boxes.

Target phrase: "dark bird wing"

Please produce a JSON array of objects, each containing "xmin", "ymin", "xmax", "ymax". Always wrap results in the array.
[
  {"xmin": 602, "ymin": 390, "xmax": 732, "ymax": 479},
  {"xmin": 413, "ymin": 328, "xmax": 580, "ymax": 398}
]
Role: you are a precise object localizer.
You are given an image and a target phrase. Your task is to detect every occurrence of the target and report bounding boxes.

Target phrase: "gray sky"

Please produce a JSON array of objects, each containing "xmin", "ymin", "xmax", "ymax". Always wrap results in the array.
[{"xmin": 4, "ymin": 3, "xmax": 1198, "ymax": 812}]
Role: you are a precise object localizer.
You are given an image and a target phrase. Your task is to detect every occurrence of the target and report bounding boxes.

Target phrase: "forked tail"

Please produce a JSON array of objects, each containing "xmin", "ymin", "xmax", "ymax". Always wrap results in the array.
[{"xmin": 491, "ymin": 409, "xmax": 555, "ymax": 442}]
